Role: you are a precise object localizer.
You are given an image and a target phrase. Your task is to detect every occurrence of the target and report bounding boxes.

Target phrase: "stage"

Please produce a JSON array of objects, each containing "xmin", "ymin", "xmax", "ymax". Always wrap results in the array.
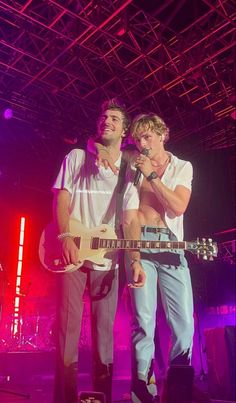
[
  {"xmin": 0, "ymin": 372, "xmax": 235, "ymax": 403},
  {"xmin": 0, "ymin": 349, "xmax": 235, "ymax": 403}
]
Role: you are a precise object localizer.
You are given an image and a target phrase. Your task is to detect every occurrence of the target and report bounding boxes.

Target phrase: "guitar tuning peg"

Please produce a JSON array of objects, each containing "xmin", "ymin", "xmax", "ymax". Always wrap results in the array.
[
  {"xmin": 208, "ymin": 238, "xmax": 212, "ymax": 243},
  {"xmin": 202, "ymin": 238, "xmax": 206, "ymax": 243},
  {"xmin": 203, "ymin": 254, "xmax": 208, "ymax": 260},
  {"xmin": 209, "ymin": 256, "xmax": 213, "ymax": 261}
]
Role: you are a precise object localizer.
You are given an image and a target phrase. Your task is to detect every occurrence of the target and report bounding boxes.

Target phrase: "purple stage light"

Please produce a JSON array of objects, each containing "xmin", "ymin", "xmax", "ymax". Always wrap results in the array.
[{"xmin": 3, "ymin": 108, "xmax": 13, "ymax": 120}]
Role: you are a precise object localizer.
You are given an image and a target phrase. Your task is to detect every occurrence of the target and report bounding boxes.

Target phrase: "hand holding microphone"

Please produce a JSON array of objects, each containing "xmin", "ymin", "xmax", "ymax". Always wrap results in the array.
[{"xmin": 133, "ymin": 148, "xmax": 149, "ymax": 186}]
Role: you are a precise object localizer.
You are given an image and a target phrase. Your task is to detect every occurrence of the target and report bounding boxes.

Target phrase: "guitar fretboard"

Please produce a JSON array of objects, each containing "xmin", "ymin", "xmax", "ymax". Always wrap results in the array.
[{"xmin": 92, "ymin": 237, "xmax": 187, "ymax": 250}]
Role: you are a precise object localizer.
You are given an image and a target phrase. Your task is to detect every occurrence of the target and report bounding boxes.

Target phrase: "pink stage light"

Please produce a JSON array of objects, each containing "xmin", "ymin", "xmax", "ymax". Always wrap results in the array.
[
  {"xmin": 3, "ymin": 108, "xmax": 13, "ymax": 120},
  {"xmin": 230, "ymin": 110, "xmax": 236, "ymax": 120}
]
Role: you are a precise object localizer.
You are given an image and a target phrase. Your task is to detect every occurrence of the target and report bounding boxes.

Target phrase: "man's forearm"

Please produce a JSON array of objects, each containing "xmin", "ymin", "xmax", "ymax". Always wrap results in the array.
[
  {"xmin": 123, "ymin": 211, "xmax": 141, "ymax": 261},
  {"xmin": 123, "ymin": 211, "xmax": 146, "ymax": 287}
]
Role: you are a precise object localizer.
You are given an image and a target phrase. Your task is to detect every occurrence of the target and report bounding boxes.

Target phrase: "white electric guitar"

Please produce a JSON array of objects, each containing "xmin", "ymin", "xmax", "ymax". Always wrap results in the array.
[{"xmin": 39, "ymin": 219, "xmax": 218, "ymax": 273}]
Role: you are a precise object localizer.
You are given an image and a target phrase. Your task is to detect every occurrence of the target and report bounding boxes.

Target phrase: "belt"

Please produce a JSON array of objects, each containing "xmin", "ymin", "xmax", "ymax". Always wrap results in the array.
[{"xmin": 141, "ymin": 226, "xmax": 170, "ymax": 235}]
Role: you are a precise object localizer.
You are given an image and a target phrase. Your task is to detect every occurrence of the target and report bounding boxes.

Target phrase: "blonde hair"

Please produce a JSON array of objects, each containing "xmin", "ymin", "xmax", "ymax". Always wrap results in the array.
[{"xmin": 130, "ymin": 113, "xmax": 169, "ymax": 143}]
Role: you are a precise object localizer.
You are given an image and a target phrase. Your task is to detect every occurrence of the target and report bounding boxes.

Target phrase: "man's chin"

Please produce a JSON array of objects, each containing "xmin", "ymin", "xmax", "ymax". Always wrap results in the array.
[
  {"xmin": 100, "ymin": 134, "xmax": 111, "ymax": 144},
  {"xmin": 101, "ymin": 131, "xmax": 112, "ymax": 137}
]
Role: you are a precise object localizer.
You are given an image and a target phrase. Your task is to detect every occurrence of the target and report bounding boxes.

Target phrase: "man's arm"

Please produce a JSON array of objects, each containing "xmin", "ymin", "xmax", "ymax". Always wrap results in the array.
[
  {"xmin": 53, "ymin": 189, "xmax": 80, "ymax": 265},
  {"xmin": 149, "ymin": 181, "xmax": 191, "ymax": 216},
  {"xmin": 135, "ymin": 154, "xmax": 192, "ymax": 216},
  {"xmin": 123, "ymin": 209, "xmax": 146, "ymax": 288}
]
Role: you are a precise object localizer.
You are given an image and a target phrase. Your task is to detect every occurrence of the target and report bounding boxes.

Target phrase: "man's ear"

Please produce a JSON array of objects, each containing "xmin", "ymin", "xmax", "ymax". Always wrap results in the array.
[{"xmin": 160, "ymin": 134, "xmax": 165, "ymax": 142}]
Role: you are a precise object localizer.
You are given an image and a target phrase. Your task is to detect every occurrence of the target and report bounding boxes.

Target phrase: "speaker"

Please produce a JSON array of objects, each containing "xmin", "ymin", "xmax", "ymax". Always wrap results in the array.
[
  {"xmin": 79, "ymin": 391, "xmax": 106, "ymax": 403},
  {"xmin": 204, "ymin": 325, "xmax": 236, "ymax": 400}
]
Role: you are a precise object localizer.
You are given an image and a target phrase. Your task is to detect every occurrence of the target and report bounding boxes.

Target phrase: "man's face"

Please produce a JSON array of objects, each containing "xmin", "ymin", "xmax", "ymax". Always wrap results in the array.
[
  {"xmin": 134, "ymin": 126, "xmax": 163, "ymax": 158},
  {"xmin": 98, "ymin": 109, "xmax": 125, "ymax": 143}
]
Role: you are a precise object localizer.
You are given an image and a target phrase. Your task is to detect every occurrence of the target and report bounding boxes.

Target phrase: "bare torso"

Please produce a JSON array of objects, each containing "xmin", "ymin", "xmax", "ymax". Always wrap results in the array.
[
  {"xmin": 138, "ymin": 179, "xmax": 166, "ymax": 227},
  {"xmin": 138, "ymin": 161, "xmax": 169, "ymax": 227}
]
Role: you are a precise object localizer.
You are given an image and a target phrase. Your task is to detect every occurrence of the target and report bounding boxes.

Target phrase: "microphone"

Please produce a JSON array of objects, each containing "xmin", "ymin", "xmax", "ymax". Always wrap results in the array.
[{"xmin": 133, "ymin": 148, "xmax": 149, "ymax": 186}]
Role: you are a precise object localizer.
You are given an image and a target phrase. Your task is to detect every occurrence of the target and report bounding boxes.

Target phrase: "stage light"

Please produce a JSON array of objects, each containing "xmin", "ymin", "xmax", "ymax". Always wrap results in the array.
[
  {"xmin": 13, "ymin": 216, "xmax": 26, "ymax": 335},
  {"xmin": 3, "ymin": 108, "xmax": 13, "ymax": 120},
  {"xmin": 230, "ymin": 110, "xmax": 236, "ymax": 120},
  {"xmin": 63, "ymin": 136, "xmax": 78, "ymax": 144},
  {"xmin": 79, "ymin": 391, "xmax": 106, "ymax": 402},
  {"xmin": 116, "ymin": 27, "xmax": 126, "ymax": 36}
]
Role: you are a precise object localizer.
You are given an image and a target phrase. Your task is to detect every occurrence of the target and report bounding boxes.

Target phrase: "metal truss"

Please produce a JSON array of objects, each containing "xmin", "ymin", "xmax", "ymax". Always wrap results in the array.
[
  {"xmin": 215, "ymin": 228, "xmax": 236, "ymax": 265},
  {"xmin": 0, "ymin": 0, "xmax": 235, "ymax": 157},
  {"xmin": 219, "ymin": 239, "xmax": 236, "ymax": 265}
]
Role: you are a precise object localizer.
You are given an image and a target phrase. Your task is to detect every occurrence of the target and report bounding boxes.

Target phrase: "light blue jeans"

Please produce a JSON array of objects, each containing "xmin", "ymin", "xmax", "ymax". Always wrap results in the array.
[{"xmin": 126, "ymin": 226, "xmax": 194, "ymax": 384}]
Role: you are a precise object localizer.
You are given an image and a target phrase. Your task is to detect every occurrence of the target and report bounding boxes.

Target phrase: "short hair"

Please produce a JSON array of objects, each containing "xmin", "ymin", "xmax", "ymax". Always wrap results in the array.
[
  {"xmin": 130, "ymin": 113, "xmax": 170, "ymax": 143},
  {"xmin": 100, "ymin": 98, "xmax": 130, "ymax": 133}
]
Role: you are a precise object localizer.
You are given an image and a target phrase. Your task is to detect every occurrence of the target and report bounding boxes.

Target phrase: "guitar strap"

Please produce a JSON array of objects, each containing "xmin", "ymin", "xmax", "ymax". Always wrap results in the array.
[
  {"xmin": 114, "ymin": 151, "xmax": 129, "ymax": 291},
  {"xmin": 101, "ymin": 150, "xmax": 128, "ymax": 236},
  {"xmin": 115, "ymin": 150, "xmax": 128, "ymax": 237},
  {"xmin": 99, "ymin": 151, "xmax": 129, "ymax": 288}
]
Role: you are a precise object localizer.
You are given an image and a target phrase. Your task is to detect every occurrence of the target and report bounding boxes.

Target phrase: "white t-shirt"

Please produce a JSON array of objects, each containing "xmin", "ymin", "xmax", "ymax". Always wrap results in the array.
[
  {"xmin": 132, "ymin": 152, "xmax": 193, "ymax": 241},
  {"xmin": 52, "ymin": 148, "xmax": 137, "ymax": 270}
]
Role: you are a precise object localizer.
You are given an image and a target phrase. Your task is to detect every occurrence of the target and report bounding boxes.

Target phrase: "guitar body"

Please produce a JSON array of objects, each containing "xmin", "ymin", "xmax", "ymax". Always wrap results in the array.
[{"xmin": 39, "ymin": 220, "xmax": 117, "ymax": 273}]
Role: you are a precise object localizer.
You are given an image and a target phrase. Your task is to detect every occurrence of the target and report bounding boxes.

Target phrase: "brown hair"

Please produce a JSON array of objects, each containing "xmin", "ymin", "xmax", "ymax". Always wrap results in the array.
[
  {"xmin": 130, "ymin": 113, "xmax": 170, "ymax": 143},
  {"xmin": 100, "ymin": 98, "xmax": 130, "ymax": 134}
]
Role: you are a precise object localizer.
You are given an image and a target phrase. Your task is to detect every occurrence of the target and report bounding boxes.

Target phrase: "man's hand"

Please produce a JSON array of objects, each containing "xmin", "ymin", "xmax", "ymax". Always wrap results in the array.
[
  {"xmin": 128, "ymin": 260, "xmax": 146, "ymax": 288},
  {"xmin": 135, "ymin": 153, "xmax": 153, "ymax": 178},
  {"xmin": 95, "ymin": 143, "xmax": 119, "ymax": 175},
  {"xmin": 60, "ymin": 237, "xmax": 82, "ymax": 266}
]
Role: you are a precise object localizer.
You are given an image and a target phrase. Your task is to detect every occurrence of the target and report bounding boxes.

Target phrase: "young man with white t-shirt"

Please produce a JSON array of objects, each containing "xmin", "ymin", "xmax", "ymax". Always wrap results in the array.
[{"xmin": 52, "ymin": 100, "xmax": 146, "ymax": 403}]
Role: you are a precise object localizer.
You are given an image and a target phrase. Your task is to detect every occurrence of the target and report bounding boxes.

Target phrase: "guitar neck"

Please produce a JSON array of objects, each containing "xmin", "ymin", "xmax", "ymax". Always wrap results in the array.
[{"xmin": 91, "ymin": 237, "xmax": 187, "ymax": 251}]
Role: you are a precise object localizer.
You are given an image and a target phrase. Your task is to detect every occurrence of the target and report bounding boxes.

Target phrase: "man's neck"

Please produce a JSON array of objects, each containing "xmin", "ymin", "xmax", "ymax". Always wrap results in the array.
[
  {"xmin": 151, "ymin": 149, "xmax": 169, "ymax": 167},
  {"xmin": 102, "ymin": 142, "xmax": 122, "ymax": 162}
]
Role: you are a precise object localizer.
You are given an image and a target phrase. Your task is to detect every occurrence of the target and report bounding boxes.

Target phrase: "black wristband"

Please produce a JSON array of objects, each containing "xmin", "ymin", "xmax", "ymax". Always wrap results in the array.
[{"xmin": 146, "ymin": 171, "xmax": 158, "ymax": 181}]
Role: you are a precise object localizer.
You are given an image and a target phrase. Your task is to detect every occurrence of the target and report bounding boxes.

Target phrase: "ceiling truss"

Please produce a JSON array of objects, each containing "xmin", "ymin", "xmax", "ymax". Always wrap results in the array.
[{"xmin": 0, "ymin": 0, "xmax": 235, "ymax": 158}]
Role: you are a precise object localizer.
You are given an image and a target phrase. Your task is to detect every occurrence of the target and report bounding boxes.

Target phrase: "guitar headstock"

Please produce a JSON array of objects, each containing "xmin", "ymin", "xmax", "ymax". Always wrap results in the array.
[
  {"xmin": 196, "ymin": 238, "xmax": 218, "ymax": 260},
  {"xmin": 188, "ymin": 238, "xmax": 218, "ymax": 261}
]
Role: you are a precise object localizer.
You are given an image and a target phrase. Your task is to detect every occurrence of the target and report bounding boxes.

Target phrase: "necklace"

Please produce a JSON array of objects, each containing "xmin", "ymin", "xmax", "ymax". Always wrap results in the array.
[{"xmin": 151, "ymin": 155, "xmax": 170, "ymax": 168}]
